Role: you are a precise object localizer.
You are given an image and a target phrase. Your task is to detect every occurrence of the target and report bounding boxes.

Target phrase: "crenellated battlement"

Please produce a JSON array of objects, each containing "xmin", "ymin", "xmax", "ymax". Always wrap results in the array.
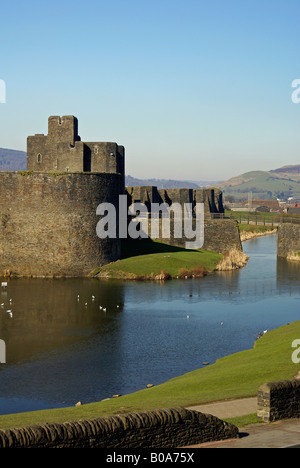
[{"xmin": 27, "ymin": 116, "xmax": 125, "ymax": 192}]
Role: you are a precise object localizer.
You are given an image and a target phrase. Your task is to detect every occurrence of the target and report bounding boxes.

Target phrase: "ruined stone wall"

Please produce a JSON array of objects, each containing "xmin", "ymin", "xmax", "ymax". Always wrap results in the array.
[
  {"xmin": 277, "ymin": 224, "xmax": 300, "ymax": 258},
  {"xmin": 150, "ymin": 218, "xmax": 242, "ymax": 254},
  {"xmin": 257, "ymin": 380, "xmax": 300, "ymax": 423},
  {"xmin": 127, "ymin": 186, "xmax": 240, "ymax": 253},
  {"xmin": 0, "ymin": 408, "xmax": 238, "ymax": 449},
  {"xmin": 126, "ymin": 186, "xmax": 224, "ymax": 215},
  {"xmin": 0, "ymin": 172, "xmax": 122, "ymax": 278}
]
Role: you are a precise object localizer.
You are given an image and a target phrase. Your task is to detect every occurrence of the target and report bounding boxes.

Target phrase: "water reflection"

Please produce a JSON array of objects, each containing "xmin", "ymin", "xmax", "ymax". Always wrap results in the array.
[{"xmin": 0, "ymin": 234, "xmax": 299, "ymax": 415}]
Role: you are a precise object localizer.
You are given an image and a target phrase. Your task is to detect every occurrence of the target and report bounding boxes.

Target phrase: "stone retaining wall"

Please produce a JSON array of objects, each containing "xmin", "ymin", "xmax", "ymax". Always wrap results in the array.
[
  {"xmin": 277, "ymin": 224, "xmax": 300, "ymax": 259},
  {"xmin": 0, "ymin": 408, "xmax": 238, "ymax": 449},
  {"xmin": 257, "ymin": 380, "xmax": 300, "ymax": 422}
]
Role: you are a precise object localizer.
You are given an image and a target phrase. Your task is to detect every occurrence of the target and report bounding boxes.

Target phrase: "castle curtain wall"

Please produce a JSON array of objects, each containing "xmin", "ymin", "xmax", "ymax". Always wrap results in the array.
[{"xmin": 0, "ymin": 172, "xmax": 122, "ymax": 277}]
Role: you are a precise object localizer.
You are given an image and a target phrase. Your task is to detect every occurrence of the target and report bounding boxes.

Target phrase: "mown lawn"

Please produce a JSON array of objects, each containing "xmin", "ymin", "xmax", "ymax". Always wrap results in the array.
[
  {"xmin": 93, "ymin": 239, "xmax": 223, "ymax": 279},
  {"xmin": 0, "ymin": 321, "xmax": 299, "ymax": 430}
]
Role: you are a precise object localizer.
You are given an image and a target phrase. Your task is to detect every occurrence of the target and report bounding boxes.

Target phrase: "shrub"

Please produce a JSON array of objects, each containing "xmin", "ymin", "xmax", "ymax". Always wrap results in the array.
[{"xmin": 190, "ymin": 266, "xmax": 207, "ymax": 278}]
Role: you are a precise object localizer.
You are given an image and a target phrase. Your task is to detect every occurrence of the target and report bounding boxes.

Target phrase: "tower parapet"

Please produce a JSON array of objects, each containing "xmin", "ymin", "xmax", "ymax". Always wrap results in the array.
[{"xmin": 27, "ymin": 115, "xmax": 125, "ymax": 190}]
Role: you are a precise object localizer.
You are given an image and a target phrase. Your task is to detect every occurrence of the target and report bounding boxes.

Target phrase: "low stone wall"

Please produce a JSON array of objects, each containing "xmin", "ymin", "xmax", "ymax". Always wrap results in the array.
[
  {"xmin": 0, "ymin": 408, "xmax": 238, "ymax": 449},
  {"xmin": 257, "ymin": 380, "xmax": 300, "ymax": 423}
]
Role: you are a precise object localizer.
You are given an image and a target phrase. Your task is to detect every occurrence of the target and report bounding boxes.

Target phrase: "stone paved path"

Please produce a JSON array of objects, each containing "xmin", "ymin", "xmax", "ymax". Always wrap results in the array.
[{"xmin": 186, "ymin": 398, "xmax": 300, "ymax": 448}]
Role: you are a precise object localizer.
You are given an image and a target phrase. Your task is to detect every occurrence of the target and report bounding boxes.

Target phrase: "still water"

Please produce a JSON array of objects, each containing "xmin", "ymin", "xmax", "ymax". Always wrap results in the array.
[{"xmin": 0, "ymin": 234, "xmax": 299, "ymax": 415}]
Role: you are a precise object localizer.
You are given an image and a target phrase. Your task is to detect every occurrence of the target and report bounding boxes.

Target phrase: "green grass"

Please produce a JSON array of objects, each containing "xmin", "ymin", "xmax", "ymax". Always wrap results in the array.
[
  {"xmin": 0, "ymin": 321, "xmax": 299, "ymax": 430},
  {"xmin": 238, "ymin": 224, "xmax": 277, "ymax": 234},
  {"xmin": 94, "ymin": 239, "xmax": 223, "ymax": 280},
  {"xmin": 226, "ymin": 210, "xmax": 300, "ymax": 223},
  {"xmin": 225, "ymin": 413, "xmax": 261, "ymax": 428}
]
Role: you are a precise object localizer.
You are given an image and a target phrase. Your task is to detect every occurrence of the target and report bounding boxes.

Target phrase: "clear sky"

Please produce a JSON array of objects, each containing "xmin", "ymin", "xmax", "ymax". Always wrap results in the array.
[{"xmin": 0, "ymin": 0, "xmax": 300, "ymax": 181}]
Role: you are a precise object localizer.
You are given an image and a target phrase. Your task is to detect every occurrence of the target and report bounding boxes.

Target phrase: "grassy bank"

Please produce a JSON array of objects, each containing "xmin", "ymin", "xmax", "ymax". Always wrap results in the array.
[
  {"xmin": 0, "ymin": 321, "xmax": 299, "ymax": 430},
  {"xmin": 93, "ymin": 239, "xmax": 223, "ymax": 280},
  {"xmin": 226, "ymin": 210, "xmax": 300, "ymax": 224},
  {"xmin": 238, "ymin": 224, "xmax": 277, "ymax": 235}
]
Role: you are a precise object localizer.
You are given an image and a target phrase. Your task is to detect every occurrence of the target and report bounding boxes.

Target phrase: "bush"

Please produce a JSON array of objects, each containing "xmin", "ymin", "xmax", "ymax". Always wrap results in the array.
[
  {"xmin": 178, "ymin": 268, "xmax": 191, "ymax": 279},
  {"xmin": 190, "ymin": 266, "xmax": 207, "ymax": 278}
]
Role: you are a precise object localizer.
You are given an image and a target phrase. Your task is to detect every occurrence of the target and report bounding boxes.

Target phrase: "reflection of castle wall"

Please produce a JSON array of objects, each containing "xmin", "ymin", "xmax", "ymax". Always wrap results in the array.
[
  {"xmin": 0, "ymin": 172, "xmax": 123, "ymax": 277},
  {"xmin": 277, "ymin": 224, "xmax": 300, "ymax": 258},
  {"xmin": 277, "ymin": 257, "xmax": 300, "ymax": 294},
  {"xmin": 0, "ymin": 279, "xmax": 125, "ymax": 364}
]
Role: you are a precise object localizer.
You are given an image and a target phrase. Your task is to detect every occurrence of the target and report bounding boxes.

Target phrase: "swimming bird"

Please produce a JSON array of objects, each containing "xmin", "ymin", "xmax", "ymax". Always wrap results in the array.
[
  {"xmin": 92, "ymin": 296, "xmax": 95, "ymax": 301},
  {"xmin": 103, "ymin": 308, "xmax": 107, "ymax": 312}
]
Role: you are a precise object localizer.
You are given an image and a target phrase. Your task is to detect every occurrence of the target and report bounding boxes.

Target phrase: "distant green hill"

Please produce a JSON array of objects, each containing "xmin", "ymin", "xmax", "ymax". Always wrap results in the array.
[{"xmin": 214, "ymin": 166, "xmax": 300, "ymax": 201}]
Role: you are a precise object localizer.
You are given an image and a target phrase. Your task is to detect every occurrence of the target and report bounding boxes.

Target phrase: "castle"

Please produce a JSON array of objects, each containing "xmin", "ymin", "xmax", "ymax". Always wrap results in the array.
[
  {"xmin": 27, "ymin": 115, "xmax": 125, "ymax": 190},
  {"xmin": 0, "ymin": 116, "xmax": 241, "ymax": 278}
]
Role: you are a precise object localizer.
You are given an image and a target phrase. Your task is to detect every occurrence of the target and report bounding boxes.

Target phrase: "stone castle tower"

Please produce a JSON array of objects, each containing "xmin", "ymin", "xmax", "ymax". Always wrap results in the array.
[
  {"xmin": 27, "ymin": 115, "xmax": 125, "ymax": 190},
  {"xmin": 0, "ymin": 116, "xmax": 125, "ymax": 278}
]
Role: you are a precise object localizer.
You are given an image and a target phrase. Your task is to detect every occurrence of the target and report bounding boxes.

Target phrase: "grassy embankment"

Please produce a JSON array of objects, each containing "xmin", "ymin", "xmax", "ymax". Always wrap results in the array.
[
  {"xmin": 0, "ymin": 321, "xmax": 299, "ymax": 430},
  {"xmin": 92, "ymin": 239, "xmax": 223, "ymax": 280}
]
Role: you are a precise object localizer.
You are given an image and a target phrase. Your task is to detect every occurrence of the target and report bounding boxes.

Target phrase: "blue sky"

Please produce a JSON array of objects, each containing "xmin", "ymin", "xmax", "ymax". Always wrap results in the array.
[{"xmin": 0, "ymin": 0, "xmax": 300, "ymax": 181}]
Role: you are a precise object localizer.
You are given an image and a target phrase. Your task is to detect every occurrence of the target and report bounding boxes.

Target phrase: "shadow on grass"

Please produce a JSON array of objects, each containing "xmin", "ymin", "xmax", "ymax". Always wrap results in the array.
[{"xmin": 121, "ymin": 238, "xmax": 192, "ymax": 259}]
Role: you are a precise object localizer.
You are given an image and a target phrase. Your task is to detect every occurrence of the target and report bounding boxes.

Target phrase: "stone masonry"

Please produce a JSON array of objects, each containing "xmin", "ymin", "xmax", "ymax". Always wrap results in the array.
[
  {"xmin": 257, "ymin": 380, "xmax": 300, "ymax": 423},
  {"xmin": 277, "ymin": 223, "xmax": 300, "ymax": 259},
  {"xmin": 0, "ymin": 115, "xmax": 242, "ymax": 277},
  {"xmin": 0, "ymin": 407, "xmax": 238, "ymax": 449}
]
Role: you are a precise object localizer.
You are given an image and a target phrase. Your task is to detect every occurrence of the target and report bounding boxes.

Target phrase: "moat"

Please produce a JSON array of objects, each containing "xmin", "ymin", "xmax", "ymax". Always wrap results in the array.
[{"xmin": 0, "ymin": 234, "xmax": 299, "ymax": 416}]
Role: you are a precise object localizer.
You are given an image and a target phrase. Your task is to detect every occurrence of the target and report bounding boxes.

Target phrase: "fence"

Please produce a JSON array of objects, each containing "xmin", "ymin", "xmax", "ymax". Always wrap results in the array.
[{"xmin": 211, "ymin": 213, "xmax": 300, "ymax": 226}]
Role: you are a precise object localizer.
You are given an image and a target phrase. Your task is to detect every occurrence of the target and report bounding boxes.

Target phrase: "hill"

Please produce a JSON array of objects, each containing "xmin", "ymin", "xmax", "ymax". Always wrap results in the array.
[
  {"xmin": 125, "ymin": 175, "xmax": 216, "ymax": 189},
  {"xmin": 0, "ymin": 148, "xmax": 26, "ymax": 171},
  {"xmin": 213, "ymin": 166, "xmax": 300, "ymax": 201},
  {"xmin": 0, "ymin": 150, "xmax": 214, "ymax": 188}
]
